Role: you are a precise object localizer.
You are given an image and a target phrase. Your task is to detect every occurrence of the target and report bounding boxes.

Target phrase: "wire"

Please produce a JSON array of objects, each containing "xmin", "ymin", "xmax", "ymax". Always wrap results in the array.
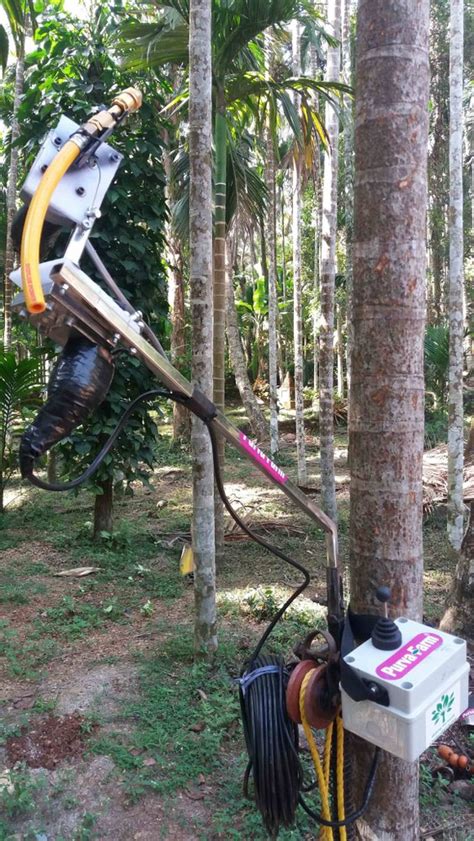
[
  {"xmin": 298, "ymin": 748, "xmax": 380, "ymax": 829},
  {"xmin": 204, "ymin": 418, "xmax": 311, "ymax": 662},
  {"xmin": 21, "ymin": 387, "xmax": 172, "ymax": 491}
]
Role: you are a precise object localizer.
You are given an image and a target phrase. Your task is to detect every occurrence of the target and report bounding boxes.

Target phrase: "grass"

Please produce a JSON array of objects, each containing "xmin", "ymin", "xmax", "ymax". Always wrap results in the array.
[
  {"xmin": 0, "ymin": 620, "xmax": 59, "ymax": 679},
  {"xmin": 0, "ymin": 422, "xmax": 470, "ymax": 839}
]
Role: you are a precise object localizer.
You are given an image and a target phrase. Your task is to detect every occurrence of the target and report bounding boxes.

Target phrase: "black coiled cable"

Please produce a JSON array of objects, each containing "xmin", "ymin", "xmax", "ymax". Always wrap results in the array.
[{"xmin": 21, "ymin": 378, "xmax": 379, "ymax": 834}]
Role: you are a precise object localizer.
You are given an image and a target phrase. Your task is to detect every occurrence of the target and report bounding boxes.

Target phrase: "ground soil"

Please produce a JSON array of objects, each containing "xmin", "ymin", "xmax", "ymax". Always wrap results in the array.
[{"xmin": 1, "ymin": 428, "xmax": 472, "ymax": 840}]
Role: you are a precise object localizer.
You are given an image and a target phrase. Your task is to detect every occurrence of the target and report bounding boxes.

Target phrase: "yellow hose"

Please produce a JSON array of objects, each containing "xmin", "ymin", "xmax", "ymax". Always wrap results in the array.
[
  {"xmin": 20, "ymin": 86, "xmax": 142, "ymax": 314},
  {"xmin": 299, "ymin": 674, "xmax": 347, "ymax": 840},
  {"xmin": 20, "ymin": 139, "xmax": 81, "ymax": 313}
]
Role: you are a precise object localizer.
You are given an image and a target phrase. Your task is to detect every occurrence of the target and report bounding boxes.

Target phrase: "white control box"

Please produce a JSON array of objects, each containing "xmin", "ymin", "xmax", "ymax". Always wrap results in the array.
[{"xmin": 341, "ymin": 618, "xmax": 470, "ymax": 761}]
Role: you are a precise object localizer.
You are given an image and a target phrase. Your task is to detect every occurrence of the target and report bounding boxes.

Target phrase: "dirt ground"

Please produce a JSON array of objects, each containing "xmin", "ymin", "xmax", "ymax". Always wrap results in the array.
[{"xmin": 0, "ymin": 430, "xmax": 473, "ymax": 840}]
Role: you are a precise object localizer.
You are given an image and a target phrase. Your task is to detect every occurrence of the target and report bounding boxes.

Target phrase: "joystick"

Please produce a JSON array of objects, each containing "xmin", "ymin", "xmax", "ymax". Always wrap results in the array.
[{"xmin": 371, "ymin": 586, "xmax": 402, "ymax": 651}]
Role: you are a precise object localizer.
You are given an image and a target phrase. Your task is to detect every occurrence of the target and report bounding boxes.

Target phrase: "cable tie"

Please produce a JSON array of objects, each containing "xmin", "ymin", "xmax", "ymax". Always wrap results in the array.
[{"xmin": 236, "ymin": 665, "xmax": 281, "ymax": 696}]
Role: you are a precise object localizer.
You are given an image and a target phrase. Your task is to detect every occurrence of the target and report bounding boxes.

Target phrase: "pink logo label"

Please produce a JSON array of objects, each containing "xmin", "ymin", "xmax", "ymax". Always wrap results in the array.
[
  {"xmin": 375, "ymin": 633, "xmax": 443, "ymax": 681},
  {"xmin": 239, "ymin": 433, "xmax": 288, "ymax": 485}
]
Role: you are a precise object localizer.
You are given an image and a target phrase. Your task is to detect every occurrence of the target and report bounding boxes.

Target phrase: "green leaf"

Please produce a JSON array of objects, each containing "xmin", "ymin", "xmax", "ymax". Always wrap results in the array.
[{"xmin": 0, "ymin": 25, "xmax": 9, "ymax": 73}]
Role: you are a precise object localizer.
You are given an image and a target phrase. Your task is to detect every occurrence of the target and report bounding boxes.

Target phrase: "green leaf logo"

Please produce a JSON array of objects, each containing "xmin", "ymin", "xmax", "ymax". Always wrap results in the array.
[{"xmin": 431, "ymin": 692, "xmax": 455, "ymax": 726}]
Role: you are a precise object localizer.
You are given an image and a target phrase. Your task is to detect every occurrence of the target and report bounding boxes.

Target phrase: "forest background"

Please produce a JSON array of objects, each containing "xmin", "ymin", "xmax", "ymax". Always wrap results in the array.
[{"xmin": 0, "ymin": 0, "xmax": 472, "ymax": 839}]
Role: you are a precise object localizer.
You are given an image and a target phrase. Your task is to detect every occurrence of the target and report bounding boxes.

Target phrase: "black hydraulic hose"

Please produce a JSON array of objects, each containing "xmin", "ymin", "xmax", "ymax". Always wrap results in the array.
[
  {"xmin": 198, "ymin": 414, "xmax": 380, "ymax": 833},
  {"xmin": 203, "ymin": 418, "xmax": 311, "ymax": 662},
  {"xmin": 21, "ymin": 387, "xmax": 171, "ymax": 491}
]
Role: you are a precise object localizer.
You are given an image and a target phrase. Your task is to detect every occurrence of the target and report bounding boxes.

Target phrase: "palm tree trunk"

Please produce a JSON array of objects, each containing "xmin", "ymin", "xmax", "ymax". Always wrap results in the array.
[
  {"xmin": 292, "ymin": 20, "xmax": 307, "ymax": 485},
  {"xmin": 336, "ymin": 302, "xmax": 344, "ymax": 398},
  {"xmin": 265, "ymin": 38, "xmax": 279, "ymax": 457},
  {"xmin": 319, "ymin": 0, "xmax": 340, "ymax": 520},
  {"xmin": 189, "ymin": 0, "xmax": 217, "ymax": 656},
  {"xmin": 163, "ymin": 117, "xmax": 190, "ymax": 442},
  {"xmin": 3, "ymin": 49, "xmax": 25, "ymax": 350},
  {"xmin": 349, "ymin": 1, "xmax": 429, "ymax": 835},
  {"xmin": 343, "ymin": 0, "xmax": 354, "ymax": 398},
  {"xmin": 441, "ymin": 427, "xmax": 474, "ymax": 637},
  {"xmin": 311, "ymin": 46, "xmax": 321, "ymax": 406},
  {"xmin": 447, "ymin": 0, "xmax": 465, "ymax": 550},
  {"xmin": 169, "ymin": 236, "xmax": 190, "ymax": 439},
  {"xmin": 225, "ymin": 234, "xmax": 267, "ymax": 442},
  {"xmin": 213, "ymin": 86, "xmax": 227, "ymax": 553}
]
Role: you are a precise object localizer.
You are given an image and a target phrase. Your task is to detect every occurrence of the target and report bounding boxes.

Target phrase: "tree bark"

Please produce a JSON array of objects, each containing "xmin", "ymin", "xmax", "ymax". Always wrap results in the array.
[
  {"xmin": 447, "ymin": 0, "xmax": 465, "ymax": 550},
  {"xmin": 213, "ymin": 87, "xmax": 227, "ymax": 553},
  {"xmin": 441, "ymin": 425, "xmax": 474, "ymax": 637},
  {"xmin": 319, "ymin": 0, "xmax": 340, "ymax": 520},
  {"xmin": 189, "ymin": 0, "xmax": 217, "ymax": 655},
  {"xmin": 93, "ymin": 478, "xmax": 114, "ymax": 538},
  {"xmin": 343, "ymin": 0, "xmax": 354, "ymax": 399},
  {"xmin": 169, "ymin": 234, "xmax": 190, "ymax": 440},
  {"xmin": 350, "ymin": 1, "xmax": 429, "ymax": 837},
  {"xmin": 225, "ymin": 234, "xmax": 267, "ymax": 442},
  {"xmin": 265, "ymin": 36, "xmax": 280, "ymax": 457},
  {"xmin": 292, "ymin": 20, "xmax": 307, "ymax": 486},
  {"xmin": 336, "ymin": 301, "xmax": 344, "ymax": 398},
  {"xmin": 3, "ymin": 51, "xmax": 25, "ymax": 350}
]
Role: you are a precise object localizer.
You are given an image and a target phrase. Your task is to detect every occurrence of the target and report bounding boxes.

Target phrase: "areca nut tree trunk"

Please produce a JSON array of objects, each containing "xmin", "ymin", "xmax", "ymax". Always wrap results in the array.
[
  {"xmin": 163, "ymin": 131, "xmax": 189, "ymax": 441},
  {"xmin": 213, "ymin": 84, "xmax": 227, "ymax": 553},
  {"xmin": 349, "ymin": 1, "xmax": 429, "ymax": 837},
  {"xmin": 342, "ymin": 0, "xmax": 354, "ymax": 398},
  {"xmin": 189, "ymin": 0, "xmax": 217, "ymax": 655},
  {"xmin": 447, "ymin": 0, "xmax": 464, "ymax": 551},
  {"xmin": 319, "ymin": 0, "xmax": 340, "ymax": 520},
  {"xmin": 225, "ymin": 232, "xmax": 267, "ymax": 442},
  {"xmin": 3, "ymin": 44, "xmax": 25, "ymax": 350},
  {"xmin": 292, "ymin": 19, "xmax": 307, "ymax": 485},
  {"xmin": 265, "ymin": 34, "xmax": 279, "ymax": 457}
]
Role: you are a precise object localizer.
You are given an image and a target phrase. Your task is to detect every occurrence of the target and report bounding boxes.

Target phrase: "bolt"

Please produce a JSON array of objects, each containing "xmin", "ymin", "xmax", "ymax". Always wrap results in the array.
[
  {"xmin": 86, "ymin": 208, "xmax": 101, "ymax": 219},
  {"xmin": 130, "ymin": 347, "xmax": 138, "ymax": 356},
  {"xmin": 113, "ymin": 333, "xmax": 121, "ymax": 344},
  {"xmin": 65, "ymin": 316, "xmax": 75, "ymax": 327},
  {"xmin": 40, "ymin": 164, "xmax": 48, "ymax": 173},
  {"xmin": 59, "ymin": 284, "xmax": 69, "ymax": 296},
  {"xmin": 76, "ymin": 186, "xmax": 86, "ymax": 196},
  {"xmin": 109, "ymin": 152, "xmax": 120, "ymax": 163},
  {"xmin": 53, "ymin": 136, "xmax": 62, "ymax": 147},
  {"xmin": 82, "ymin": 219, "xmax": 92, "ymax": 229}
]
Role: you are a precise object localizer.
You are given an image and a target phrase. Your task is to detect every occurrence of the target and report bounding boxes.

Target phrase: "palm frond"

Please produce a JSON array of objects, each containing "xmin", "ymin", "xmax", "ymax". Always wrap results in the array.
[
  {"xmin": 120, "ymin": 19, "xmax": 189, "ymax": 71},
  {"xmin": 0, "ymin": 25, "xmax": 8, "ymax": 73}
]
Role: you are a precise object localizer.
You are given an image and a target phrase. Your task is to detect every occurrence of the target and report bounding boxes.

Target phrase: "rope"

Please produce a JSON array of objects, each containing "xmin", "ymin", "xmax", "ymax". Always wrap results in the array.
[
  {"xmin": 299, "ymin": 673, "xmax": 348, "ymax": 841},
  {"xmin": 299, "ymin": 671, "xmax": 333, "ymax": 841},
  {"xmin": 336, "ymin": 715, "xmax": 347, "ymax": 841}
]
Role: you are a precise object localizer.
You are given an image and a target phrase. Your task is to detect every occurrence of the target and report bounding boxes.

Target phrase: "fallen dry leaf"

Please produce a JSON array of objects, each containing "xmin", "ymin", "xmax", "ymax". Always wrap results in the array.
[
  {"xmin": 54, "ymin": 567, "xmax": 100, "ymax": 577},
  {"xmin": 142, "ymin": 757, "xmax": 157, "ymax": 767}
]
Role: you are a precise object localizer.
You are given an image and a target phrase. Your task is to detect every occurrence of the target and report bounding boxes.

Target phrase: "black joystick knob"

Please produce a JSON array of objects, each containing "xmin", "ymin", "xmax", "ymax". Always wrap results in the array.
[{"xmin": 371, "ymin": 586, "xmax": 402, "ymax": 651}]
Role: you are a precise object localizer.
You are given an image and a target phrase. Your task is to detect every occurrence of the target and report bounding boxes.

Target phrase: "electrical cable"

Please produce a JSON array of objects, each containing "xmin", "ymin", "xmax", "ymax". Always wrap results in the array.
[
  {"xmin": 20, "ymin": 387, "xmax": 172, "ymax": 491},
  {"xmin": 20, "ymin": 378, "xmax": 379, "ymax": 833},
  {"xmin": 298, "ymin": 748, "xmax": 380, "ymax": 829}
]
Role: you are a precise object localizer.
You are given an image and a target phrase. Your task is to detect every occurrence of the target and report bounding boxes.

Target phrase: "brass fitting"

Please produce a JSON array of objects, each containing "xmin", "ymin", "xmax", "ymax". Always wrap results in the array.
[{"xmin": 111, "ymin": 87, "xmax": 143, "ymax": 114}]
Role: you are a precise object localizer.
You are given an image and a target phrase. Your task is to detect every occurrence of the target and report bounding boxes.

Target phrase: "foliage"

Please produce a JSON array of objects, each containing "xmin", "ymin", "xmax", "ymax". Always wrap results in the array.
[
  {"xmin": 0, "ymin": 762, "xmax": 47, "ymax": 818},
  {"xmin": 2, "ymin": 3, "xmax": 170, "ymax": 506},
  {"xmin": 0, "ymin": 350, "xmax": 41, "ymax": 510},
  {"xmin": 424, "ymin": 324, "xmax": 449, "ymax": 406}
]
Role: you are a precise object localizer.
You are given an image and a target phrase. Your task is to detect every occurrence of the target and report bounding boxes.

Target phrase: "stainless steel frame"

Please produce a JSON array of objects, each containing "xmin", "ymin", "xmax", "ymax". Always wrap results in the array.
[{"xmin": 44, "ymin": 260, "xmax": 340, "ymax": 570}]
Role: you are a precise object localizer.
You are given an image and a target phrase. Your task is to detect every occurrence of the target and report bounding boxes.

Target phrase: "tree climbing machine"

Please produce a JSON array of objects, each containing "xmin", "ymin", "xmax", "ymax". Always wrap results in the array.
[{"xmin": 11, "ymin": 89, "xmax": 470, "ymax": 839}]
